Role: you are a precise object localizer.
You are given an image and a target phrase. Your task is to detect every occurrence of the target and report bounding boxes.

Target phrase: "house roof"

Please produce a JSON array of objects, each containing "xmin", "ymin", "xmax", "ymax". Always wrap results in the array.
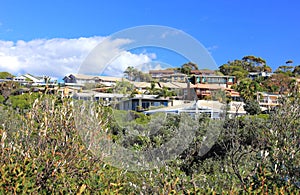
[
  {"xmin": 191, "ymin": 83, "xmax": 225, "ymax": 90},
  {"xmin": 257, "ymin": 92, "xmax": 282, "ymax": 97},
  {"xmin": 130, "ymin": 81, "xmax": 159, "ymax": 89},
  {"xmin": 197, "ymin": 100, "xmax": 224, "ymax": 111},
  {"xmin": 132, "ymin": 94, "xmax": 172, "ymax": 101},
  {"xmin": 149, "ymin": 70, "xmax": 175, "ymax": 74},
  {"xmin": 190, "ymin": 69, "xmax": 215, "ymax": 75},
  {"xmin": 144, "ymin": 102, "xmax": 195, "ymax": 114},
  {"xmin": 68, "ymin": 74, "xmax": 128, "ymax": 82},
  {"xmin": 159, "ymin": 82, "xmax": 181, "ymax": 89},
  {"xmin": 69, "ymin": 74, "xmax": 97, "ymax": 80},
  {"xmin": 98, "ymin": 76, "xmax": 127, "ymax": 82},
  {"xmin": 144, "ymin": 100, "xmax": 225, "ymax": 115},
  {"xmin": 171, "ymin": 82, "xmax": 188, "ymax": 88},
  {"xmin": 23, "ymin": 73, "xmax": 45, "ymax": 82}
]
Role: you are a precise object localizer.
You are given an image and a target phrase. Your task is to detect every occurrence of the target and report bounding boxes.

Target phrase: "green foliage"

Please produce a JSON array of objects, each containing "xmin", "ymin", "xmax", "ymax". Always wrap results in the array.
[
  {"xmin": 159, "ymin": 86, "xmax": 176, "ymax": 98},
  {"xmin": 114, "ymin": 79, "xmax": 136, "ymax": 97},
  {"xmin": 219, "ymin": 60, "xmax": 250, "ymax": 81},
  {"xmin": 124, "ymin": 66, "xmax": 152, "ymax": 82},
  {"xmin": 243, "ymin": 100, "xmax": 261, "ymax": 115},
  {"xmin": 0, "ymin": 72, "xmax": 14, "ymax": 79},
  {"xmin": 8, "ymin": 93, "xmax": 40, "ymax": 110},
  {"xmin": 293, "ymin": 65, "xmax": 300, "ymax": 77},
  {"xmin": 233, "ymin": 78, "xmax": 262, "ymax": 101},
  {"xmin": 180, "ymin": 62, "xmax": 198, "ymax": 75},
  {"xmin": 0, "ymin": 95, "xmax": 4, "ymax": 104},
  {"xmin": 0, "ymin": 92, "xmax": 299, "ymax": 194},
  {"xmin": 275, "ymin": 65, "xmax": 294, "ymax": 76},
  {"xmin": 211, "ymin": 89, "xmax": 227, "ymax": 103},
  {"xmin": 144, "ymin": 81, "xmax": 160, "ymax": 95},
  {"xmin": 219, "ymin": 56, "xmax": 271, "ymax": 81},
  {"xmin": 0, "ymin": 81, "xmax": 20, "ymax": 101},
  {"xmin": 262, "ymin": 73, "xmax": 293, "ymax": 94}
]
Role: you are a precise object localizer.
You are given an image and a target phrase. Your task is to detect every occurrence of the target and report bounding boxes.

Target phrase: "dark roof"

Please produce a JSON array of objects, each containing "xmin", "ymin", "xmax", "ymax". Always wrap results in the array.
[
  {"xmin": 149, "ymin": 70, "xmax": 175, "ymax": 74},
  {"xmin": 190, "ymin": 70, "xmax": 215, "ymax": 75}
]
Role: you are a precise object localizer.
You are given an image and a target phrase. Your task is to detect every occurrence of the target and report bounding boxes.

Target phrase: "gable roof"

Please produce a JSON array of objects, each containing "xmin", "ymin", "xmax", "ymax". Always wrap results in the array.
[
  {"xmin": 159, "ymin": 82, "xmax": 181, "ymax": 89},
  {"xmin": 67, "ymin": 74, "xmax": 128, "ymax": 82},
  {"xmin": 149, "ymin": 70, "xmax": 175, "ymax": 74}
]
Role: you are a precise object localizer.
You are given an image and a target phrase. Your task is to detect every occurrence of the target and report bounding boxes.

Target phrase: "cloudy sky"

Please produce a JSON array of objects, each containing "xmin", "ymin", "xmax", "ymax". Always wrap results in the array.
[
  {"xmin": 0, "ymin": 36, "xmax": 157, "ymax": 79},
  {"xmin": 0, "ymin": 0, "xmax": 300, "ymax": 80}
]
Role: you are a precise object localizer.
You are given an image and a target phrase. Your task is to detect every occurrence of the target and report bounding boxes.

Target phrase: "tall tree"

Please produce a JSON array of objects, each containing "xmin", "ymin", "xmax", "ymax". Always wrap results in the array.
[
  {"xmin": 124, "ymin": 66, "xmax": 137, "ymax": 81},
  {"xmin": 158, "ymin": 86, "xmax": 176, "ymax": 99},
  {"xmin": 219, "ymin": 60, "xmax": 249, "ymax": 81},
  {"xmin": 180, "ymin": 62, "xmax": 198, "ymax": 75},
  {"xmin": 124, "ymin": 66, "xmax": 152, "ymax": 82},
  {"xmin": 275, "ymin": 65, "xmax": 294, "ymax": 76},
  {"xmin": 292, "ymin": 65, "xmax": 300, "ymax": 77},
  {"xmin": 144, "ymin": 81, "xmax": 161, "ymax": 95},
  {"xmin": 243, "ymin": 100, "xmax": 261, "ymax": 115},
  {"xmin": 242, "ymin": 55, "xmax": 268, "ymax": 72},
  {"xmin": 234, "ymin": 78, "xmax": 262, "ymax": 101},
  {"xmin": 262, "ymin": 73, "xmax": 293, "ymax": 94}
]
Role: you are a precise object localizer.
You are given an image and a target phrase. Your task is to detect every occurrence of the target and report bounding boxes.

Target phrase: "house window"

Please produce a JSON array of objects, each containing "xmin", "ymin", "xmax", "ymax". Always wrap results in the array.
[{"xmin": 153, "ymin": 102, "xmax": 160, "ymax": 107}]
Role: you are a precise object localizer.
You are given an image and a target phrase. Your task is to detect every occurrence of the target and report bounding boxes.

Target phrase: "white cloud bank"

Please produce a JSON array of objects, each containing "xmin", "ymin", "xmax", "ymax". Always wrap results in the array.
[{"xmin": 0, "ymin": 37, "xmax": 157, "ymax": 79}]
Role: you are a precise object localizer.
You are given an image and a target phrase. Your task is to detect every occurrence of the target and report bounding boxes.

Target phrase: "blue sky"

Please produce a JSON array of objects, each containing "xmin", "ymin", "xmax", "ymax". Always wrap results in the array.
[{"xmin": 0, "ymin": 0, "xmax": 300, "ymax": 78}]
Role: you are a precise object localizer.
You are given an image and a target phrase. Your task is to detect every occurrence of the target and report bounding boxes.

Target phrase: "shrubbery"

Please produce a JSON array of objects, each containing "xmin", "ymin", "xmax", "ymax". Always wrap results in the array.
[{"xmin": 0, "ymin": 93, "xmax": 299, "ymax": 194}]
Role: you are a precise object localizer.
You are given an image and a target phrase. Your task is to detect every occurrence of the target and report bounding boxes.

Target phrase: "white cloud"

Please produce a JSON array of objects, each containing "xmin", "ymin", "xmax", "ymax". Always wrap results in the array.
[
  {"xmin": 0, "ymin": 37, "xmax": 156, "ymax": 79},
  {"xmin": 103, "ymin": 51, "xmax": 156, "ymax": 77}
]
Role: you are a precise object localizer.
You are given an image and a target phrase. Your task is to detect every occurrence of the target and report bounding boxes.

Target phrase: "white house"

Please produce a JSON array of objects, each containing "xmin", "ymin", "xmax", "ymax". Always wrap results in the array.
[
  {"xmin": 63, "ymin": 74, "xmax": 128, "ymax": 86},
  {"xmin": 13, "ymin": 74, "xmax": 50, "ymax": 86},
  {"xmin": 144, "ymin": 100, "xmax": 226, "ymax": 119}
]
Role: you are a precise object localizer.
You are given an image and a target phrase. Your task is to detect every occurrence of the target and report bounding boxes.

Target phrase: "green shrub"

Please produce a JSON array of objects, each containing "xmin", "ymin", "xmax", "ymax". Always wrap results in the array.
[{"xmin": 0, "ymin": 93, "xmax": 299, "ymax": 194}]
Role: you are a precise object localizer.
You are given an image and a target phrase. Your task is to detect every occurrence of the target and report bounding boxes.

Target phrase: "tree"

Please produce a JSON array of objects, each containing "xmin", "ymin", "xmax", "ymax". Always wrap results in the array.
[
  {"xmin": 242, "ymin": 55, "xmax": 268, "ymax": 72},
  {"xmin": 219, "ymin": 60, "xmax": 249, "ymax": 81},
  {"xmin": 233, "ymin": 78, "xmax": 262, "ymax": 101},
  {"xmin": 276, "ymin": 65, "xmax": 293, "ymax": 75},
  {"xmin": 243, "ymin": 100, "xmax": 261, "ymax": 115},
  {"xmin": 274, "ymin": 60, "xmax": 294, "ymax": 76},
  {"xmin": 114, "ymin": 79, "xmax": 136, "ymax": 97},
  {"xmin": 0, "ymin": 81, "xmax": 20, "ymax": 104},
  {"xmin": 9, "ymin": 93, "xmax": 40, "ymax": 111},
  {"xmin": 292, "ymin": 65, "xmax": 300, "ymax": 77},
  {"xmin": 211, "ymin": 89, "xmax": 227, "ymax": 103},
  {"xmin": 136, "ymin": 70, "xmax": 152, "ymax": 82},
  {"xmin": 124, "ymin": 66, "xmax": 137, "ymax": 81},
  {"xmin": 180, "ymin": 62, "xmax": 198, "ymax": 75},
  {"xmin": 124, "ymin": 66, "xmax": 152, "ymax": 82},
  {"xmin": 144, "ymin": 81, "xmax": 160, "ymax": 95},
  {"xmin": 262, "ymin": 65, "xmax": 272, "ymax": 73},
  {"xmin": 158, "ymin": 86, "xmax": 176, "ymax": 99},
  {"xmin": 262, "ymin": 73, "xmax": 293, "ymax": 94}
]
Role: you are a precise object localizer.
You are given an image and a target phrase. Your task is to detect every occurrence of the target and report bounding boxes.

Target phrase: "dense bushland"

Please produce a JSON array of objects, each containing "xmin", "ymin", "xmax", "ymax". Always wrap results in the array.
[{"xmin": 0, "ymin": 93, "xmax": 299, "ymax": 194}]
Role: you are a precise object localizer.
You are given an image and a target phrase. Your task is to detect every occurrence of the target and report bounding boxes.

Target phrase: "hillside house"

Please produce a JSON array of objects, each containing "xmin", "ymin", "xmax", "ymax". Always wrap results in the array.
[
  {"xmin": 116, "ymin": 94, "xmax": 170, "ymax": 111},
  {"xmin": 63, "ymin": 74, "xmax": 128, "ymax": 86},
  {"xmin": 248, "ymin": 72, "xmax": 273, "ymax": 80},
  {"xmin": 257, "ymin": 92, "xmax": 281, "ymax": 111},
  {"xmin": 149, "ymin": 70, "xmax": 186, "ymax": 82}
]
